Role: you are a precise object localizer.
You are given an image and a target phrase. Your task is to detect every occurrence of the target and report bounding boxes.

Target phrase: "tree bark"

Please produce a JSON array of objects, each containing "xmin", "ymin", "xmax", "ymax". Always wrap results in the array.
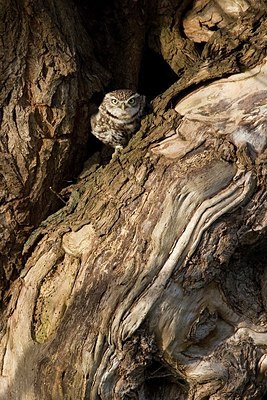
[
  {"xmin": 0, "ymin": 0, "xmax": 267, "ymax": 399},
  {"xmin": 0, "ymin": 0, "xmax": 109, "ymax": 291}
]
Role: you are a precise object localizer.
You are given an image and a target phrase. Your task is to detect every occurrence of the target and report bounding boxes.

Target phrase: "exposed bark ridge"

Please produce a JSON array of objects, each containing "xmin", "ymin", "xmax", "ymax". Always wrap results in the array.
[
  {"xmin": 183, "ymin": 0, "xmax": 250, "ymax": 43},
  {"xmin": 1, "ymin": 56, "xmax": 266, "ymax": 399},
  {"xmin": 153, "ymin": 2, "xmax": 267, "ymax": 113}
]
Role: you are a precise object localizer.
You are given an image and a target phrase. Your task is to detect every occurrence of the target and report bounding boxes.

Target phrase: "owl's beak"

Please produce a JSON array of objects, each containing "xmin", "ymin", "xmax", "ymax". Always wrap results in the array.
[{"xmin": 120, "ymin": 103, "xmax": 126, "ymax": 110}]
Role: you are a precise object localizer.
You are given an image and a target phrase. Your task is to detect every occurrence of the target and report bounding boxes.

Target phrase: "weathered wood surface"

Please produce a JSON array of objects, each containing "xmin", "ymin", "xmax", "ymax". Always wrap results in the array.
[
  {"xmin": 1, "ymin": 57, "xmax": 266, "ymax": 399},
  {"xmin": 0, "ymin": 0, "xmax": 109, "ymax": 287},
  {"xmin": 0, "ymin": 0, "xmax": 267, "ymax": 399},
  {"xmin": 0, "ymin": 0, "xmax": 265, "ymax": 295}
]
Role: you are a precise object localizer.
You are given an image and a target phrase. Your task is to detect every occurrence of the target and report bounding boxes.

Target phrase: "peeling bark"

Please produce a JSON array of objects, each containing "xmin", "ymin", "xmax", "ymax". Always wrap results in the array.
[{"xmin": 0, "ymin": 0, "xmax": 267, "ymax": 399}]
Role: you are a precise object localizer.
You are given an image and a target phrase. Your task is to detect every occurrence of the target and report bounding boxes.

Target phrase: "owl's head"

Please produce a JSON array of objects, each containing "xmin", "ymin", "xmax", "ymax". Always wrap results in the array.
[{"xmin": 101, "ymin": 89, "xmax": 146, "ymax": 121}]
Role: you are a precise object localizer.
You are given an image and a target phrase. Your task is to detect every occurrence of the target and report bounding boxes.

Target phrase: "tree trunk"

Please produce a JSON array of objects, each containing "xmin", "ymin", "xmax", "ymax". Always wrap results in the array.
[
  {"xmin": 0, "ymin": 1, "xmax": 267, "ymax": 399},
  {"xmin": 0, "ymin": 0, "xmax": 110, "ymax": 290}
]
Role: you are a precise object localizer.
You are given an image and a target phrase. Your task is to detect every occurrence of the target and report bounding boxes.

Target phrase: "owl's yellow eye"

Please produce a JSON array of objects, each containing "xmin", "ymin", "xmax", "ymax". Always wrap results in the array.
[
  {"xmin": 111, "ymin": 98, "xmax": 119, "ymax": 105},
  {"xmin": 128, "ymin": 98, "xmax": 136, "ymax": 106}
]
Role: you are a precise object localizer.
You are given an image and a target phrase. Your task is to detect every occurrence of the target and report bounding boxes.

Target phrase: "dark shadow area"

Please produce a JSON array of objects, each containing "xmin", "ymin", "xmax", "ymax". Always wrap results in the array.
[
  {"xmin": 138, "ymin": 46, "xmax": 178, "ymax": 101},
  {"xmin": 76, "ymin": 0, "xmax": 178, "ymax": 101},
  {"xmin": 143, "ymin": 359, "xmax": 188, "ymax": 400},
  {"xmin": 74, "ymin": 0, "xmax": 114, "ymax": 13},
  {"xmin": 221, "ymin": 232, "xmax": 267, "ymax": 320}
]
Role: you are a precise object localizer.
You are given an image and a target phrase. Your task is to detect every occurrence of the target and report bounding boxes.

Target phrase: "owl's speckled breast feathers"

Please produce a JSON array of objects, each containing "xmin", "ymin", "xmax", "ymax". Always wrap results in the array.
[{"xmin": 90, "ymin": 89, "xmax": 146, "ymax": 150}]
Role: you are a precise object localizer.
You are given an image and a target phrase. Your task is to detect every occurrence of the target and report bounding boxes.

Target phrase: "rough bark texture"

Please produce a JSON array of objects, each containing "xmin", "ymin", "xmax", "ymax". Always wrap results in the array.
[
  {"xmin": 0, "ymin": 0, "xmax": 267, "ymax": 399},
  {"xmin": 0, "ymin": 0, "xmax": 110, "ymax": 291}
]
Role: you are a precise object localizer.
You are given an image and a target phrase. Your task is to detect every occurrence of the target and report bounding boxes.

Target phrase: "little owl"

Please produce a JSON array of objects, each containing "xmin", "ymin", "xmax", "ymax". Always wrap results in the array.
[{"xmin": 90, "ymin": 89, "xmax": 146, "ymax": 152}]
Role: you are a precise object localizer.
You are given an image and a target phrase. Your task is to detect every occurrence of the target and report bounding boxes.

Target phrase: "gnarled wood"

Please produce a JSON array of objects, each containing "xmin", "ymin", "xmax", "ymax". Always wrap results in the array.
[
  {"xmin": 0, "ymin": 1, "xmax": 267, "ymax": 399},
  {"xmin": 1, "ymin": 57, "xmax": 266, "ymax": 400}
]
